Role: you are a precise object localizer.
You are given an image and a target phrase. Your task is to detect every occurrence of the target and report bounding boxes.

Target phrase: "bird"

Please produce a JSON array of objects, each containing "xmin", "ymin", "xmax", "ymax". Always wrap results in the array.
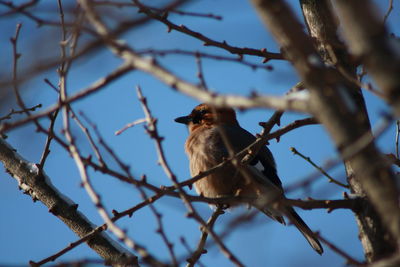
[{"xmin": 174, "ymin": 103, "xmax": 323, "ymax": 255}]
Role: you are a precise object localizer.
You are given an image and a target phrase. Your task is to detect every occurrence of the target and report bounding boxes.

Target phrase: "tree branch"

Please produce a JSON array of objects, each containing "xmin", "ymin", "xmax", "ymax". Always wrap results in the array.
[
  {"xmin": 335, "ymin": 0, "xmax": 400, "ymax": 117},
  {"xmin": 250, "ymin": 0, "xmax": 400, "ymax": 246},
  {"xmin": 134, "ymin": 0, "xmax": 283, "ymax": 61},
  {"xmin": 299, "ymin": 0, "xmax": 396, "ymax": 261},
  {"xmin": 0, "ymin": 138, "xmax": 137, "ymax": 266}
]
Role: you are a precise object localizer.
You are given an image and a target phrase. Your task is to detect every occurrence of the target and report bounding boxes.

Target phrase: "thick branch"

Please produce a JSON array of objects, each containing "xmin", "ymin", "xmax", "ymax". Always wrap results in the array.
[
  {"xmin": 335, "ymin": 0, "xmax": 400, "ymax": 117},
  {"xmin": 250, "ymin": 0, "xmax": 400, "ymax": 246},
  {"xmin": 299, "ymin": 0, "xmax": 396, "ymax": 261},
  {"xmin": 0, "ymin": 138, "xmax": 137, "ymax": 266}
]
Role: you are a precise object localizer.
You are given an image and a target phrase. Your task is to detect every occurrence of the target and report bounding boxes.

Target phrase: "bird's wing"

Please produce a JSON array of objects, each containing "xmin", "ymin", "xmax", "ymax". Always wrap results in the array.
[
  {"xmin": 219, "ymin": 125, "xmax": 323, "ymax": 254},
  {"xmin": 220, "ymin": 125, "xmax": 283, "ymax": 189}
]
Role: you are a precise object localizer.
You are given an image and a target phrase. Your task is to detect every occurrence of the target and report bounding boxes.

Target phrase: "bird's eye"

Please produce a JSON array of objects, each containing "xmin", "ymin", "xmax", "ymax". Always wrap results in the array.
[
  {"xmin": 191, "ymin": 109, "xmax": 209, "ymax": 124},
  {"xmin": 192, "ymin": 116, "xmax": 200, "ymax": 124},
  {"xmin": 199, "ymin": 109, "xmax": 208, "ymax": 115}
]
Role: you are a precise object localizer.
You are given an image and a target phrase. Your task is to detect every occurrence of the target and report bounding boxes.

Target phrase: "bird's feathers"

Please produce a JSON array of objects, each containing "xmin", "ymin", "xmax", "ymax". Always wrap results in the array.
[
  {"xmin": 176, "ymin": 104, "xmax": 323, "ymax": 255},
  {"xmin": 284, "ymin": 207, "xmax": 324, "ymax": 255}
]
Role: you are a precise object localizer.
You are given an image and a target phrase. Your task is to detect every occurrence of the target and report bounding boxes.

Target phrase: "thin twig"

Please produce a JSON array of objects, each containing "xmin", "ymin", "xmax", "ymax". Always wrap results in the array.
[
  {"xmin": 38, "ymin": 79, "xmax": 61, "ymax": 169},
  {"xmin": 316, "ymin": 233, "xmax": 365, "ymax": 266},
  {"xmin": 74, "ymin": 111, "xmax": 107, "ymax": 167},
  {"xmin": 11, "ymin": 23, "xmax": 27, "ymax": 112},
  {"xmin": 0, "ymin": 1, "xmax": 188, "ymax": 91},
  {"xmin": 129, "ymin": 49, "xmax": 273, "ymax": 71},
  {"xmin": 34, "ymin": 190, "xmax": 168, "ymax": 266},
  {"xmin": 383, "ymin": 0, "xmax": 394, "ymax": 24},
  {"xmin": 290, "ymin": 147, "xmax": 349, "ymax": 188},
  {"xmin": 396, "ymin": 120, "xmax": 399, "ymax": 159},
  {"xmin": 0, "ymin": 104, "xmax": 42, "ymax": 122},
  {"xmin": 81, "ymin": 112, "xmax": 167, "ymax": 266},
  {"xmin": 64, "ymin": 135, "xmax": 141, "ymax": 266},
  {"xmin": 94, "ymin": 109, "xmax": 178, "ymax": 265},
  {"xmin": 284, "ymin": 198, "xmax": 360, "ymax": 212},
  {"xmin": 95, "ymin": 1, "xmax": 223, "ymax": 20},
  {"xmin": 115, "ymin": 118, "xmax": 147, "ymax": 135},
  {"xmin": 32, "ymin": 227, "xmax": 105, "ymax": 266},
  {"xmin": 140, "ymin": 187, "xmax": 178, "ymax": 266},
  {"xmin": 186, "ymin": 208, "xmax": 224, "ymax": 267},
  {"xmin": 267, "ymin": 117, "xmax": 317, "ymax": 141},
  {"xmin": 57, "ymin": 2, "xmax": 139, "ymax": 264},
  {"xmin": 0, "ymin": 62, "xmax": 135, "ymax": 133},
  {"xmin": 195, "ymin": 53, "xmax": 208, "ymax": 90},
  {"xmin": 31, "ymin": 259, "xmax": 106, "ymax": 267},
  {"xmin": 180, "ymin": 237, "xmax": 205, "ymax": 267},
  {"xmin": 37, "ymin": 109, "xmax": 59, "ymax": 170},
  {"xmin": 135, "ymin": 85, "xmax": 244, "ymax": 267},
  {"xmin": 133, "ymin": 0, "xmax": 283, "ymax": 61},
  {"xmin": 285, "ymin": 158, "xmax": 341, "ymax": 193}
]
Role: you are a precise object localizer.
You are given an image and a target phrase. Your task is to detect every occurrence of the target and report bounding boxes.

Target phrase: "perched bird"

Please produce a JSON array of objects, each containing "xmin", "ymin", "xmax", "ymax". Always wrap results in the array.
[{"xmin": 175, "ymin": 103, "xmax": 323, "ymax": 255}]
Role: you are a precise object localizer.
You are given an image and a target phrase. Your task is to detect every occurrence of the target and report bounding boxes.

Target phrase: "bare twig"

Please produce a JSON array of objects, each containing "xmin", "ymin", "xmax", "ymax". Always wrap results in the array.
[
  {"xmin": 195, "ymin": 53, "xmax": 208, "ymax": 90},
  {"xmin": 81, "ymin": 115, "xmax": 167, "ymax": 266},
  {"xmin": 290, "ymin": 147, "xmax": 349, "ymax": 188},
  {"xmin": 137, "ymin": 49, "xmax": 273, "ymax": 71},
  {"xmin": 0, "ymin": 104, "xmax": 42, "ymax": 122},
  {"xmin": 316, "ymin": 233, "xmax": 365, "ymax": 266},
  {"xmin": 240, "ymin": 110, "xmax": 283, "ymax": 166},
  {"xmin": 95, "ymin": 1, "xmax": 223, "ymax": 20},
  {"xmin": 63, "ymin": 139, "xmax": 141, "ymax": 266},
  {"xmin": 267, "ymin": 117, "xmax": 317, "ymax": 141},
  {"xmin": 140, "ymin": 188, "xmax": 178, "ymax": 266},
  {"xmin": 93, "ymin": 108, "xmax": 179, "ymax": 265},
  {"xmin": 56, "ymin": 3, "xmax": 139, "ymax": 264},
  {"xmin": 39, "ymin": 1, "xmax": 82, "ymax": 171},
  {"xmin": 11, "ymin": 23, "xmax": 27, "ymax": 112},
  {"xmin": 66, "ymin": 137, "xmax": 141, "ymax": 266},
  {"xmin": 0, "ymin": 62, "xmax": 135, "ymax": 133},
  {"xmin": 285, "ymin": 158, "xmax": 341, "ymax": 193},
  {"xmin": 32, "ymin": 227, "xmax": 105, "ymax": 266},
  {"xmin": 396, "ymin": 120, "xmax": 400, "ymax": 159},
  {"xmin": 135, "ymin": 85, "xmax": 244, "ymax": 267},
  {"xmin": 141, "ymin": 4, "xmax": 223, "ymax": 20},
  {"xmin": 0, "ymin": 138, "xmax": 136, "ymax": 265},
  {"xmin": 383, "ymin": 0, "xmax": 394, "ymax": 24},
  {"xmin": 35, "ymin": 190, "xmax": 169, "ymax": 266},
  {"xmin": 186, "ymin": 208, "xmax": 224, "ymax": 267},
  {"xmin": 115, "ymin": 118, "xmax": 147, "ymax": 135},
  {"xmin": 0, "ymin": 0, "xmax": 75, "ymax": 27},
  {"xmin": 74, "ymin": 111, "xmax": 107, "ymax": 167},
  {"xmin": 133, "ymin": 0, "xmax": 283, "ymax": 61},
  {"xmin": 37, "ymin": 109, "xmax": 59, "ymax": 170},
  {"xmin": 284, "ymin": 198, "xmax": 360, "ymax": 212}
]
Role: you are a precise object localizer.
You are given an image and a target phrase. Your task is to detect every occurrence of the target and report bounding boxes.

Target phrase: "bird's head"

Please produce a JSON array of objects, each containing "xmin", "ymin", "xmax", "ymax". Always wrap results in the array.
[{"xmin": 174, "ymin": 103, "xmax": 238, "ymax": 132}]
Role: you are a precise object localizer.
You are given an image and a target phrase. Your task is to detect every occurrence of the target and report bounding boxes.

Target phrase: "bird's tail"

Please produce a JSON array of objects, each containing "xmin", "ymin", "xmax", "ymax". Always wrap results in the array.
[{"xmin": 283, "ymin": 207, "xmax": 323, "ymax": 255}]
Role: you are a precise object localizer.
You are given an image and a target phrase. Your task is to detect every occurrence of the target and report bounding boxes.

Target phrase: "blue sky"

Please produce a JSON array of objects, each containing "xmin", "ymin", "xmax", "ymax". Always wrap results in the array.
[{"xmin": 0, "ymin": 1, "xmax": 398, "ymax": 266}]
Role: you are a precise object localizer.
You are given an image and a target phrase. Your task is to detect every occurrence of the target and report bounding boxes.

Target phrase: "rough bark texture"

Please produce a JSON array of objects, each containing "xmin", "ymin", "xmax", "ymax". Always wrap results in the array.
[
  {"xmin": 300, "ymin": 0, "xmax": 396, "ymax": 261},
  {"xmin": 335, "ymin": 0, "xmax": 400, "ymax": 117},
  {"xmin": 0, "ymin": 138, "xmax": 138, "ymax": 266},
  {"xmin": 250, "ymin": 0, "xmax": 400, "ymax": 260}
]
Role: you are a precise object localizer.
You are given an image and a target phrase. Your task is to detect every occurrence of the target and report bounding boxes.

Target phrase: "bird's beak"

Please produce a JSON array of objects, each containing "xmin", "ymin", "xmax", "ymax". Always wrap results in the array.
[{"xmin": 174, "ymin": 115, "xmax": 192, "ymax": 125}]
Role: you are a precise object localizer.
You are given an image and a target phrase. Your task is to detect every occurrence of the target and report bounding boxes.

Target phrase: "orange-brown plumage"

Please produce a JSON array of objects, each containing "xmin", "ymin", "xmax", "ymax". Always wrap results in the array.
[{"xmin": 175, "ymin": 103, "xmax": 323, "ymax": 254}]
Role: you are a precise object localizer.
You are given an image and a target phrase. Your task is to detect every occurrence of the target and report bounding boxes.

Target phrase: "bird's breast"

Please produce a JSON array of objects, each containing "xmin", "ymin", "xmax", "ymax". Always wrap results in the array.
[{"xmin": 185, "ymin": 127, "xmax": 242, "ymax": 198}]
